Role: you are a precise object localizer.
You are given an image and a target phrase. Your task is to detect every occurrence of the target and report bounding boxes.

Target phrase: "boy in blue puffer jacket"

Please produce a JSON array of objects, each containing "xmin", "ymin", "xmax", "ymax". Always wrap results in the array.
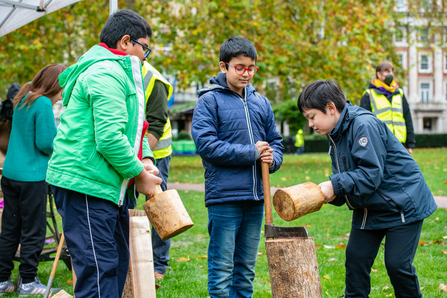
[
  {"xmin": 298, "ymin": 79, "xmax": 437, "ymax": 298},
  {"xmin": 191, "ymin": 36, "xmax": 283, "ymax": 298}
]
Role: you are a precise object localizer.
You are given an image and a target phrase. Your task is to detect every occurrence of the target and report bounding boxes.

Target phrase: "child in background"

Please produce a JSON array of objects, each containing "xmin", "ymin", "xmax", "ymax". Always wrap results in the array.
[
  {"xmin": 192, "ymin": 36, "xmax": 283, "ymax": 298},
  {"xmin": 0, "ymin": 64, "xmax": 67, "ymax": 295},
  {"xmin": 298, "ymin": 79, "xmax": 436, "ymax": 298}
]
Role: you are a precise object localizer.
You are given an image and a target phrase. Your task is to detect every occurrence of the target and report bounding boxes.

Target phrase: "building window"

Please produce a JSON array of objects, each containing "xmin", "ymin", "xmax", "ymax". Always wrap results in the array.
[
  {"xmin": 423, "ymin": 117, "xmax": 434, "ymax": 131},
  {"xmin": 419, "ymin": 27, "xmax": 429, "ymax": 43},
  {"xmin": 397, "ymin": 52, "xmax": 407, "ymax": 70},
  {"xmin": 419, "ymin": 53, "xmax": 432, "ymax": 73},
  {"xmin": 420, "ymin": 83, "xmax": 430, "ymax": 102},
  {"xmin": 395, "ymin": 27, "xmax": 405, "ymax": 43}
]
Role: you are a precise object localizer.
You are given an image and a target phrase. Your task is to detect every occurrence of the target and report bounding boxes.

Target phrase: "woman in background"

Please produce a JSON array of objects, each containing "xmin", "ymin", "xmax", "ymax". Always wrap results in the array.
[{"xmin": 0, "ymin": 64, "xmax": 66, "ymax": 295}]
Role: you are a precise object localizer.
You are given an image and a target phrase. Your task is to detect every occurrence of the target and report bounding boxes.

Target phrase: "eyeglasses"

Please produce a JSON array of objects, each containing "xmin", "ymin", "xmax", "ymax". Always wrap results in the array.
[
  {"xmin": 131, "ymin": 38, "xmax": 152, "ymax": 59},
  {"xmin": 224, "ymin": 62, "xmax": 259, "ymax": 76}
]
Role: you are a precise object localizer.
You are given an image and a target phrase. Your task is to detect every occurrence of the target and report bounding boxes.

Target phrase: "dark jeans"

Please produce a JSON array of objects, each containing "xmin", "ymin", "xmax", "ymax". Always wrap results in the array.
[
  {"xmin": 0, "ymin": 177, "xmax": 47, "ymax": 283},
  {"xmin": 345, "ymin": 220, "xmax": 424, "ymax": 298},
  {"xmin": 150, "ymin": 155, "xmax": 171, "ymax": 275},
  {"xmin": 295, "ymin": 146, "xmax": 304, "ymax": 155},
  {"xmin": 51, "ymin": 185, "xmax": 130, "ymax": 298},
  {"xmin": 207, "ymin": 201, "xmax": 264, "ymax": 298}
]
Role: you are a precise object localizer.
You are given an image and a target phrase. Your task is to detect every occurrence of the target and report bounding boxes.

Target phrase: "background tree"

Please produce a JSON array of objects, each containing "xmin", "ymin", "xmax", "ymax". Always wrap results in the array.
[{"xmin": 1, "ymin": 0, "xmax": 405, "ymax": 131}]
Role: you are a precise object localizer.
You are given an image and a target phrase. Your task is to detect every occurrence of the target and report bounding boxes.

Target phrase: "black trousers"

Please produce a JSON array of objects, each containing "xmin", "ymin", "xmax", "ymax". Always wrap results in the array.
[
  {"xmin": 0, "ymin": 176, "xmax": 47, "ymax": 283},
  {"xmin": 345, "ymin": 220, "xmax": 423, "ymax": 298}
]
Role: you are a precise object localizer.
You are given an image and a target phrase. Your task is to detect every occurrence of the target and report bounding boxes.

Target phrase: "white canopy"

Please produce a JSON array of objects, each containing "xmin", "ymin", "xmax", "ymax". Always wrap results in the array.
[{"xmin": 0, "ymin": 0, "xmax": 117, "ymax": 37}]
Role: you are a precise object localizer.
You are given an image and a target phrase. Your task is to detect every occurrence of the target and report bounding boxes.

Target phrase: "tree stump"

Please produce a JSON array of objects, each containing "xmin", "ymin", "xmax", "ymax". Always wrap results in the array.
[
  {"xmin": 143, "ymin": 185, "xmax": 194, "ymax": 240},
  {"xmin": 122, "ymin": 209, "xmax": 156, "ymax": 298},
  {"xmin": 273, "ymin": 182, "xmax": 325, "ymax": 221},
  {"xmin": 265, "ymin": 238, "xmax": 322, "ymax": 298}
]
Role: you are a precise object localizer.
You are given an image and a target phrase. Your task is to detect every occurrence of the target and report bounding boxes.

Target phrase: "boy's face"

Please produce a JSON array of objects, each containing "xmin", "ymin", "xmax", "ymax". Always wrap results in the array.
[
  {"xmin": 219, "ymin": 55, "xmax": 256, "ymax": 95},
  {"xmin": 302, "ymin": 103, "xmax": 339, "ymax": 136}
]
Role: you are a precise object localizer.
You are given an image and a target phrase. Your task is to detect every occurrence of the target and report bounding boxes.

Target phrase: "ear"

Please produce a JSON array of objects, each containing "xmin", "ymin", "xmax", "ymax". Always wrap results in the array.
[
  {"xmin": 327, "ymin": 102, "xmax": 337, "ymax": 115},
  {"xmin": 117, "ymin": 35, "xmax": 131, "ymax": 51},
  {"xmin": 219, "ymin": 62, "xmax": 227, "ymax": 74}
]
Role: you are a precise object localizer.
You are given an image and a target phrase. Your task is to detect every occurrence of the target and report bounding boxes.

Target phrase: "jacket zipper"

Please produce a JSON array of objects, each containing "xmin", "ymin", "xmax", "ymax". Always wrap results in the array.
[
  {"xmin": 328, "ymin": 135, "xmax": 354, "ymax": 209},
  {"xmin": 238, "ymin": 89, "xmax": 259, "ymax": 200},
  {"xmin": 377, "ymin": 189, "xmax": 406, "ymax": 223}
]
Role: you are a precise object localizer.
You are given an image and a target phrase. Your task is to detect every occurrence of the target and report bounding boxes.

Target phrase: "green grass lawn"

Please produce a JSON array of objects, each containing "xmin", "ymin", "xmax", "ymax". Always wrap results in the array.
[{"xmin": 3, "ymin": 148, "xmax": 447, "ymax": 297}]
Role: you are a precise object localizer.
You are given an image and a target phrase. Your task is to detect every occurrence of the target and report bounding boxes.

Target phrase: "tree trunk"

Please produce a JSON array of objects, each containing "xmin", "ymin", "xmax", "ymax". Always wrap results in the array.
[
  {"xmin": 266, "ymin": 238, "xmax": 322, "ymax": 298},
  {"xmin": 273, "ymin": 182, "xmax": 325, "ymax": 221},
  {"xmin": 122, "ymin": 209, "xmax": 156, "ymax": 298}
]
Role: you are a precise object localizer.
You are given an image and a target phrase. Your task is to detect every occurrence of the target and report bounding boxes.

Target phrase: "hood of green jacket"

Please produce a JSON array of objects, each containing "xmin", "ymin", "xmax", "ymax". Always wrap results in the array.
[{"xmin": 59, "ymin": 45, "xmax": 124, "ymax": 106}]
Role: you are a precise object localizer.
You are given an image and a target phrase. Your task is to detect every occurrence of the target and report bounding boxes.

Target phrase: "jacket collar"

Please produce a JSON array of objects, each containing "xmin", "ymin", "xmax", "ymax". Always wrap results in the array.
[
  {"xmin": 328, "ymin": 102, "xmax": 352, "ymax": 142},
  {"xmin": 198, "ymin": 72, "xmax": 256, "ymax": 98}
]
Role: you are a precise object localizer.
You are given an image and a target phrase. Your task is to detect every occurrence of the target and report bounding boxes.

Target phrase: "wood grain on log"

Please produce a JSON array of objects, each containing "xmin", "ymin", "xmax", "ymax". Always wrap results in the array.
[
  {"xmin": 266, "ymin": 238, "xmax": 322, "ymax": 298},
  {"xmin": 122, "ymin": 211, "xmax": 156, "ymax": 298},
  {"xmin": 143, "ymin": 189, "xmax": 193, "ymax": 240},
  {"xmin": 273, "ymin": 182, "xmax": 325, "ymax": 221}
]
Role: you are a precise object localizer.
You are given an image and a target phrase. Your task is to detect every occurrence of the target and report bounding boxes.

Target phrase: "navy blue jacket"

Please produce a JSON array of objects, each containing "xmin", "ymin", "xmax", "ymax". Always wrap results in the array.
[
  {"xmin": 191, "ymin": 73, "xmax": 284, "ymax": 207},
  {"xmin": 328, "ymin": 103, "xmax": 436, "ymax": 230}
]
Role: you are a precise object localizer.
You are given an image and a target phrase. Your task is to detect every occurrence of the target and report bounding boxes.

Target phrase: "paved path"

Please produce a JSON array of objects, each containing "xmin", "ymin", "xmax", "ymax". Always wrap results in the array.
[{"xmin": 167, "ymin": 183, "xmax": 447, "ymax": 208}]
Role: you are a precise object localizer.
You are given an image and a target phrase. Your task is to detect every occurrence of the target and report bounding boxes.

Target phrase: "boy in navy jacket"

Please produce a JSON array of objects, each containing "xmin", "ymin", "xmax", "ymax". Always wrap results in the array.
[
  {"xmin": 191, "ymin": 37, "xmax": 283, "ymax": 298},
  {"xmin": 298, "ymin": 80, "xmax": 436, "ymax": 298}
]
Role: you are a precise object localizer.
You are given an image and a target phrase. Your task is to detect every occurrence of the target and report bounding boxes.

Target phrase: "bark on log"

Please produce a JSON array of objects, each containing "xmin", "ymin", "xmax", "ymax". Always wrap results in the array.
[
  {"xmin": 273, "ymin": 182, "xmax": 325, "ymax": 221},
  {"xmin": 122, "ymin": 209, "xmax": 156, "ymax": 298},
  {"xmin": 143, "ymin": 186, "xmax": 194, "ymax": 240},
  {"xmin": 266, "ymin": 238, "xmax": 322, "ymax": 298}
]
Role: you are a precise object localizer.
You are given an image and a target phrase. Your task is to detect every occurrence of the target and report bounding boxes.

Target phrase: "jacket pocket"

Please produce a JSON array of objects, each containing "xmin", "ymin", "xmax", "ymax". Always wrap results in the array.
[{"xmin": 86, "ymin": 148, "xmax": 102, "ymax": 169}]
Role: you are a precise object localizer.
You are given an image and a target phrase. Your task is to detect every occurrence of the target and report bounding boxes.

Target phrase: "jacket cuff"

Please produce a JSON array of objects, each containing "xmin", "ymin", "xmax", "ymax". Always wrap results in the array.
[
  {"xmin": 269, "ymin": 159, "xmax": 276, "ymax": 172},
  {"xmin": 329, "ymin": 174, "xmax": 342, "ymax": 195},
  {"xmin": 127, "ymin": 161, "xmax": 144, "ymax": 179},
  {"xmin": 254, "ymin": 145, "xmax": 261, "ymax": 160}
]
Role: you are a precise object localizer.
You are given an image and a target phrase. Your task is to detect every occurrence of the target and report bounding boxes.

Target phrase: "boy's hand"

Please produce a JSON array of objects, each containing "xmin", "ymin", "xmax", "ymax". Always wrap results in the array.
[
  {"xmin": 135, "ymin": 169, "xmax": 162, "ymax": 198},
  {"xmin": 260, "ymin": 148, "xmax": 274, "ymax": 167},
  {"xmin": 255, "ymin": 141, "xmax": 270, "ymax": 155},
  {"xmin": 143, "ymin": 158, "xmax": 159, "ymax": 176},
  {"xmin": 318, "ymin": 181, "xmax": 336, "ymax": 203}
]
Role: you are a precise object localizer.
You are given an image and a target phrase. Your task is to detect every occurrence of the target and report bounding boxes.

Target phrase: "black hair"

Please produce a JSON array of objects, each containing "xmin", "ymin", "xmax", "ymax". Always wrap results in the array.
[
  {"xmin": 100, "ymin": 9, "xmax": 152, "ymax": 49},
  {"xmin": 297, "ymin": 79, "xmax": 346, "ymax": 114},
  {"xmin": 219, "ymin": 37, "xmax": 257, "ymax": 67}
]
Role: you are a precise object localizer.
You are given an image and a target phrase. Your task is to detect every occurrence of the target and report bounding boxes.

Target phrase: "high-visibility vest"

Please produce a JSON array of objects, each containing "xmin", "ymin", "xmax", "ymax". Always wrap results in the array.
[
  {"xmin": 295, "ymin": 129, "xmax": 304, "ymax": 147},
  {"xmin": 142, "ymin": 61, "xmax": 174, "ymax": 159},
  {"xmin": 364, "ymin": 88, "xmax": 406, "ymax": 143}
]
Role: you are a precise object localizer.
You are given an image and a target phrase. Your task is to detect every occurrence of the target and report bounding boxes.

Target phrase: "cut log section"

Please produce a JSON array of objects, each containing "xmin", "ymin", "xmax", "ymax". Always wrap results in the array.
[
  {"xmin": 266, "ymin": 237, "xmax": 322, "ymax": 298},
  {"xmin": 143, "ymin": 186, "xmax": 194, "ymax": 240},
  {"xmin": 122, "ymin": 209, "xmax": 156, "ymax": 298},
  {"xmin": 273, "ymin": 182, "xmax": 325, "ymax": 221},
  {"xmin": 50, "ymin": 290, "xmax": 73, "ymax": 298}
]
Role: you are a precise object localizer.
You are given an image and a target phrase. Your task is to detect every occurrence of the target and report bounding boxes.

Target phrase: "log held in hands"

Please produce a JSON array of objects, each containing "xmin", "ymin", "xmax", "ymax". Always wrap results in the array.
[{"xmin": 143, "ymin": 185, "xmax": 194, "ymax": 241}]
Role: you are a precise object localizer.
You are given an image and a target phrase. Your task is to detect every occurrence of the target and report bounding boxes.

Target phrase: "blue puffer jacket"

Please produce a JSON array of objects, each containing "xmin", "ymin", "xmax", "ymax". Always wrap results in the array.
[
  {"xmin": 328, "ymin": 103, "xmax": 437, "ymax": 230},
  {"xmin": 192, "ymin": 73, "xmax": 284, "ymax": 207}
]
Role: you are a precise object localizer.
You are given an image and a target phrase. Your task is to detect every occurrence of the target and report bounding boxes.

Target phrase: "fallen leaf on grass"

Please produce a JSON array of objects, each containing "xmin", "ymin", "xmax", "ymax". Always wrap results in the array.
[
  {"xmin": 196, "ymin": 255, "xmax": 207, "ymax": 259},
  {"xmin": 382, "ymin": 286, "xmax": 390, "ymax": 290},
  {"xmin": 177, "ymin": 257, "xmax": 190, "ymax": 262},
  {"xmin": 257, "ymin": 252, "xmax": 265, "ymax": 255},
  {"xmin": 323, "ymin": 275, "xmax": 330, "ymax": 279},
  {"xmin": 444, "ymin": 181, "xmax": 447, "ymax": 184},
  {"xmin": 324, "ymin": 245, "xmax": 335, "ymax": 249},
  {"xmin": 315, "ymin": 244, "xmax": 322, "ymax": 248},
  {"xmin": 419, "ymin": 241, "xmax": 426, "ymax": 245},
  {"xmin": 67, "ymin": 279, "xmax": 73, "ymax": 285},
  {"xmin": 420, "ymin": 287, "xmax": 424, "ymax": 290},
  {"xmin": 443, "ymin": 236, "xmax": 447, "ymax": 239},
  {"xmin": 439, "ymin": 284, "xmax": 447, "ymax": 291},
  {"xmin": 306, "ymin": 224, "xmax": 311, "ymax": 227},
  {"xmin": 155, "ymin": 284, "xmax": 162, "ymax": 290},
  {"xmin": 371, "ymin": 268, "xmax": 379, "ymax": 272},
  {"xmin": 386, "ymin": 294, "xmax": 393, "ymax": 297},
  {"xmin": 335, "ymin": 244, "xmax": 346, "ymax": 249},
  {"xmin": 441, "ymin": 250, "xmax": 447, "ymax": 255},
  {"xmin": 327, "ymin": 258, "xmax": 337, "ymax": 262}
]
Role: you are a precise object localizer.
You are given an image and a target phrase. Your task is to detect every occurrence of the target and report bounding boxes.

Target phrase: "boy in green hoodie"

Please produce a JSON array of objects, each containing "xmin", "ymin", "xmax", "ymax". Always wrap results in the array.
[{"xmin": 46, "ymin": 10, "xmax": 162, "ymax": 298}]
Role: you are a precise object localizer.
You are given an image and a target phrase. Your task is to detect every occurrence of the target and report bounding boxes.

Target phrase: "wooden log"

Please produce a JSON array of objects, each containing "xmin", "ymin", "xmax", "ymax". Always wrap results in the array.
[
  {"xmin": 122, "ymin": 209, "xmax": 156, "ymax": 298},
  {"xmin": 143, "ymin": 185, "xmax": 194, "ymax": 240},
  {"xmin": 266, "ymin": 238, "xmax": 322, "ymax": 298},
  {"xmin": 273, "ymin": 182, "xmax": 325, "ymax": 221}
]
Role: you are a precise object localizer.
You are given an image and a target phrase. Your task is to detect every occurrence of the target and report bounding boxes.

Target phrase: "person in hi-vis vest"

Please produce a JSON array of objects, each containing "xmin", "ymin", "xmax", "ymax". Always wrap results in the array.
[
  {"xmin": 360, "ymin": 61, "xmax": 415, "ymax": 153},
  {"xmin": 294, "ymin": 129, "xmax": 304, "ymax": 155},
  {"xmin": 129, "ymin": 61, "xmax": 174, "ymax": 282}
]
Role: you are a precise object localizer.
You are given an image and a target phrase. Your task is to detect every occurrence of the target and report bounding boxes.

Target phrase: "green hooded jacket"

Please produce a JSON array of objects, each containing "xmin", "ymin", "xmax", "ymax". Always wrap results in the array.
[{"xmin": 46, "ymin": 45, "xmax": 153, "ymax": 206}]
